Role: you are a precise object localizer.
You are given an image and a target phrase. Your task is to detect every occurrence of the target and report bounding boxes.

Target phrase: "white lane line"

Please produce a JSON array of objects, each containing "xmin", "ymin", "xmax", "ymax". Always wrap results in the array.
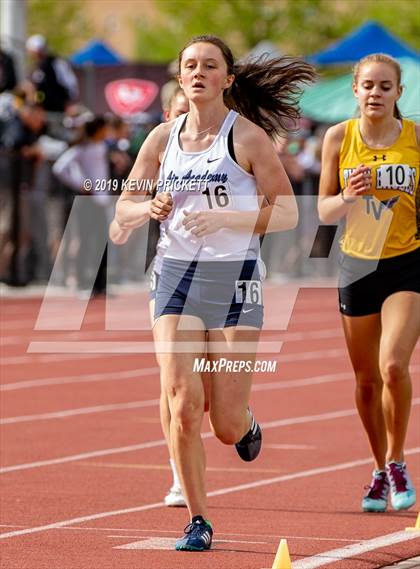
[
  {"xmin": 0, "ymin": 400, "xmax": 160, "ymax": 425},
  {"xmin": 287, "ymin": 312, "xmax": 338, "ymax": 324},
  {"xmin": 1, "ymin": 371, "xmax": 356, "ymax": 423},
  {"xmin": 1, "ymin": 353, "xmax": 121, "ymax": 366},
  {"xmin": 61, "ymin": 526, "xmax": 362, "ymax": 542},
  {"xmin": 0, "ymin": 337, "xmax": 25, "ymax": 346},
  {"xmin": 0, "ymin": 367, "xmax": 160, "ymax": 392},
  {"xmin": 262, "ymin": 398, "xmax": 420, "ymax": 431},
  {"xmin": 381, "ymin": 558, "xmax": 420, "ymax": 569},
  {"xmin": 0, "ymin": 328, "xmax": 344, "ymax": 347},
  {"xmin": 1, "ymin": 347, "xmax": 344, "ymax": 365},
  {"xmin": 253, "ymin": 371, "xmax": 353, "ymax": 392},
  {"xmin": 1, "ymin": 449, "xmax": 419, "ymax": 541},
  {"xmin": 0, "ymin": 501, "xmax": 165, "ymax": 540},
  {"xmin": 5, "ymin": 374, "xmax": 398, "ymax": 425},
  {"xmin": 0, "ymin": 409, "xmax": 360, "ymax": 473},
  {"xmin": 114, "ymin": 536, "xmax": 268, "ymax": 549},
  {"xmin": 2, "ymin": 313, "xmax": 105, "ymax": 330},
  {"xmin": 26, "ymin": 340, "xmax": 284, "ymax": 354},
  {"xmin": 264, "ymin": 444, "xmax": 316, "ymax": 450},
  {"xmin": 279, "ymin": 328, "xmax": 342, "ymax": 341},
  {"xmin": 113, "ymin": 537, "xmax": 175, "ymax": 548},
  {"xmin": 1, "ymin": 405, "xmax": 419, "ymax": 473},
  {"xmin": 1, "ymin": 368, "xmax": 349, "ymax": 393},
  {"xmin": 25, "ymin": 343, "xmax": 347, "ymax": 358},
  {"xmin": 0, "ymin": 440, "xmax": 167, "ymax": 474},
  {"xmin": 208, "ymin": 449, "xmax": 420, "ymax": 500},
  {"xmin": 3, "ymin": 362, "xmax": 418, "ymax": 393},
  {"xmin": 0, "ymin": 302, "xmax": 336, "ymax": 326},
  {"xmin": 292, "ymin": 531, "xmax": 420, "ymax": 569},
  {"xmin": 278, "ymin": 348, "xmax": 346, "ymax": 362}
]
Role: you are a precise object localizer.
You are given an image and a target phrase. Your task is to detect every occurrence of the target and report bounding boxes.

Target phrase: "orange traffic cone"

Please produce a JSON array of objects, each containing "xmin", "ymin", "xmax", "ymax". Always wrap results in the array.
[
  {"xmin": 271, "ymin": 538, "xmax": 292, "ymax": 569},
  {"xmin": 405, "ymin": 512, "xmax": 420, "ymax": 531}
]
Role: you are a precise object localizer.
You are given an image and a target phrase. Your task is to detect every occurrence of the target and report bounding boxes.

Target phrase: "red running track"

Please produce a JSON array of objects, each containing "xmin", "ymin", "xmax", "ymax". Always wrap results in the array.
[{"xmin": 1, "ymin": 285, "xmax": 419, "ymax": 569}]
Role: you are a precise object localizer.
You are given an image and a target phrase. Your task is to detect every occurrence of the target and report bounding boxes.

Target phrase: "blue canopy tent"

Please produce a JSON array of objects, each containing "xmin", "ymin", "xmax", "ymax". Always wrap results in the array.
[
  {"xmin": 70, "ymin": 40, "xmax": 124, "ymax": 66},
  {"xmin": 309, "ymin": 21, "xmax": 419, "ymax": 65}
]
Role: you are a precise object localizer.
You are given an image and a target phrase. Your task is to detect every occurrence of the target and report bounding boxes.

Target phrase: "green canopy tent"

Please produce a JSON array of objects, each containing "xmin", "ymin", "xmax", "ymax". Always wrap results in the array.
[{"xmin": 300, "ymin": 57, "xmax": 420, "ymax": 123}]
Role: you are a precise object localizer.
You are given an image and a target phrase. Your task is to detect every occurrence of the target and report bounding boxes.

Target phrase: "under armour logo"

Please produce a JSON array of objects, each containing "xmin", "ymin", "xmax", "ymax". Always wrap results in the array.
[{"xmin": 373, "ymin": 154, "xmax": 387, "ymax": 161}]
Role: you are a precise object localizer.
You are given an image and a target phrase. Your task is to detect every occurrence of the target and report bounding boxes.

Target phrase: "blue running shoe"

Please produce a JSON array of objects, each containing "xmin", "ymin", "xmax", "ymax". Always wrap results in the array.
[
  {"xmin": 175, "ymin": 516, "xmax": 213, "ymax": 551},
  {"xmin": 362, "ymin": 470, "xmax": 389, "ymax": 512},
  {"xmin": 386, "ymin": 462, "xmax": 416, "ymax": 511},
  {"xmin": 235, "ymin": 411, "xmax": 262, "ymax": 462}
]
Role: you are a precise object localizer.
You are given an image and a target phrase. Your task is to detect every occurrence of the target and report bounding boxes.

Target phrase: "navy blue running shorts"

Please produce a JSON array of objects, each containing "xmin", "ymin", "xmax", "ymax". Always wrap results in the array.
[
  {"xmin": 338, "ymin": 247, "xmax": 420, "ymax": 317},
  {"xmin": 154, "ymin": 258, "xmax": 264, "ymax": 329}
]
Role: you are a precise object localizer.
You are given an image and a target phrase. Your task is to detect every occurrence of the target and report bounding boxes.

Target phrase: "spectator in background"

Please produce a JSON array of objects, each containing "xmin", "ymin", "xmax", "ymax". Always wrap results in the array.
[
  {"xmin": 128, "ymin": 112, "xmax": 161, "ymax": 158},
  {"xmin": 0, "ymin": 100, "xmax": 46, "ymax": 283},
  {"xmin": 52, "ymin": 117, "xmax": 110, "ymax": 296},
  {"xmin": 104, "ymin": 114, "xmax": 133, "ymax": 285},
  {"xmin": 303, "ymin": 125, "xmax": 338, "ymax": 267},
  {"xmin": 0, "ymin": 48, "xmax": 17, "ymax": 93},
  {"xmin": 276, "ymin": 136, "xmax": 305, "ymax": 188},
  {"xmin": 261, "ymin": 136, "xmax": 305, "ymax": 277},
  {"xmin": 25, "ymin": 34, "xmax": 79, "ymax": 113},
  {"xmin": 45, "ymin": 104, "xmax": 95, "ymax": 286},
  {"xmin": 159, "ymin": 79, "xmax": 179, "ymax": 118},
  {"xmin": 105, "ymin": 114, "xmax": 132, "ymax": 184}
]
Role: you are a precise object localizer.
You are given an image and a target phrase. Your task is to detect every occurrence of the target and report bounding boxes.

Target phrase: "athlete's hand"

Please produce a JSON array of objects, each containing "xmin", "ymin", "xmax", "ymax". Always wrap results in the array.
[
  {"xmin": 182, "ymin": 209, "xmax": 225, "ymax": 237},
  {"xmin": 343, "ymin": 164, "xmax": 372, "ymax": 200},
  {"xmin": 150, "ymin": 192, "xmax": 173, "ymax": 221}
]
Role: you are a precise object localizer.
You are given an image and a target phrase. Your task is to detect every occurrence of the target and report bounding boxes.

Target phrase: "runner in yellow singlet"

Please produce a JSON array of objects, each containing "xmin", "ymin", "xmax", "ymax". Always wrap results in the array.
[{"xmin": 319, "ymin": 54, "xmax": 419, "ymax": 513}]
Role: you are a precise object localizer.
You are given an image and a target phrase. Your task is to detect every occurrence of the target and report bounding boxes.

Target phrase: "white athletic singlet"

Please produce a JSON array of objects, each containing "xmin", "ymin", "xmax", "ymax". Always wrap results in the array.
[{"xmin": 157, "ymin": 110, "xmax": 260, "ymax": 262}]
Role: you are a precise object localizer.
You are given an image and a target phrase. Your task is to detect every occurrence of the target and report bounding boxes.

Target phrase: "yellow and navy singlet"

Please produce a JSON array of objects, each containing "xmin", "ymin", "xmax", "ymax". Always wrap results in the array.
[{"xmin": 339, "ymin": 118, "xmax": 419, "ymax": 259}]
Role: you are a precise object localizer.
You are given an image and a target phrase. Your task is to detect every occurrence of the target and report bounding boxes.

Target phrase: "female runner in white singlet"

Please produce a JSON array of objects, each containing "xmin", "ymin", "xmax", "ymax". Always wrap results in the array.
[{"xmin": 112, "ymin": 34, "xmax": 315, "ymax": 551}]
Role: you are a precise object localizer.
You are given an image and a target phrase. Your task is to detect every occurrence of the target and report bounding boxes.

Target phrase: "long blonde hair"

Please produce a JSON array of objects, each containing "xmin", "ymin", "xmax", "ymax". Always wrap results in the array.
[{"xmin": 353, "ymin": 54, "xmax": 402, "ymax": 119}]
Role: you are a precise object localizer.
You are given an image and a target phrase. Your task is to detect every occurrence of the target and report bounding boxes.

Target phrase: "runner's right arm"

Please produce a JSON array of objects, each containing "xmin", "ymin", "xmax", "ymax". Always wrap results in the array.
[
  {"xmin": 113, "ymin": 123, "xmax": 172, "ymax": 232},
  {"xmin": 109, "ymin": 124, "xmax": 172, "ymax": 245}
]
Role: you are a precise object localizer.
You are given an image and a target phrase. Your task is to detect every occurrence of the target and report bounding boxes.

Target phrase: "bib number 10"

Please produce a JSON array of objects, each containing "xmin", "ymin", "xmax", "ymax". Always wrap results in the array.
[
  {"xmin": 376, "ymin": 164, "xmax": 413, "ymax": 190},
  {"xmin": 202, "ymin": 185, "xmax": 230, "ymax": 209}
]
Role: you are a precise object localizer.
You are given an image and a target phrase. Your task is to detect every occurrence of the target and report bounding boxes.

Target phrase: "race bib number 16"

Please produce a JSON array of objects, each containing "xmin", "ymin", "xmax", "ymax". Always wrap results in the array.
[{"xmin": 235, "ymin": 280, "xmax": 263, "ymax": 304}]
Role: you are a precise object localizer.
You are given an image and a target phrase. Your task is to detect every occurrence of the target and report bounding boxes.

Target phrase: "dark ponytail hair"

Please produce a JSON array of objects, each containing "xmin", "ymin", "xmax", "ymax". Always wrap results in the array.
[{"xmin": 178, "ymin": 35, "xmax": 317, "ymax": 139}]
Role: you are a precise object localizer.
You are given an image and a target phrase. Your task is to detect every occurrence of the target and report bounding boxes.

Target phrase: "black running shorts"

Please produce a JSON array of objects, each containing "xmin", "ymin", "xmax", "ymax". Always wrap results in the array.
[{"xmin": 338, "ymin": 247, "xmax": 420, "ymax": 317}]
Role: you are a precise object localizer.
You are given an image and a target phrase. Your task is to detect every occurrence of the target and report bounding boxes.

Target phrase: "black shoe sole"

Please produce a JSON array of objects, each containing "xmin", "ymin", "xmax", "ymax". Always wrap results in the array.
[{"xmin": 235, "ymin": 424, "xmax": 262, "ymax": 462}]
